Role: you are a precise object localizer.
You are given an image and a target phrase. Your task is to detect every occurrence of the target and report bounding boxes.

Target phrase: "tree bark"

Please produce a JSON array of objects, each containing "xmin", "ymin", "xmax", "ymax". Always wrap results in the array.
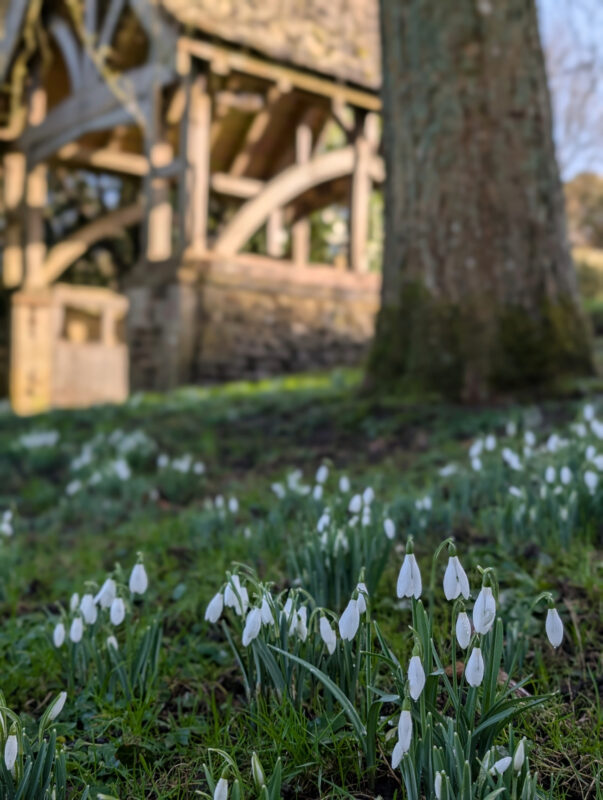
[{"xmin": 369, "ymin": 0, "xmax": 593, "ymax": 401}]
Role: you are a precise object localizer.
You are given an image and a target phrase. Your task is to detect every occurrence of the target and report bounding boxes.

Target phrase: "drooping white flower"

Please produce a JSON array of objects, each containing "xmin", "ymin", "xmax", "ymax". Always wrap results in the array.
[
  {"xmin": 205, "ymin": 592, "xmax": 224, "ymax": 623},
  {"xmin": 69, "ymin": 616, "xmax": 84, "ymax": 643},
  {"xmin": 443, "ymin": 555, "xmax": 470, "ymax": 600},
  {"xmin": 110, "ymin": 597, "xmax": 126, "ymax": 626},
  {"xmin": 456, "ymin": 612, "xmax": 472, "ymax": 649},
  {"xmin": 391, "ymin": 738, "xmax": 404, "ymax": 769},
  {"xmin": 294, "ymin": 607, "xmax": 308, "ymax": 641},
  {"xmin": 434, "ymin": 771, "xmax": 443, "ymax": 799},
  {"xmin": 48, "ymin": 691, "xmax": 67, "ymax": 721},
  {"xmin": 524, "ymin": 430, "xmax": 536, "ymax": 447},
  {"xmin": 271, "ymin": 482, "xmax": 285, "ymax": 499},
  {"xmin": 319, "ymin": 617, "xmax": 337, "ymax": 655},
  {"xmin": 491, "ymin": 756, "xmax": 512, "ymax": 775},
  {"xmin": 560, "ymin": 466, "xmax": 572, "ymax": 485},
  {"xmin": 469, "ymin": 439, "xmax": 483, "ymax": 458},
  {"xmin": 224, "ymin": 575, "xmax": 249, "ymax": 616},
  {"xmin": 397, "ymin": 553, "xmax": 422, "ymax": 599},
  {"xmin": 348, "ymin": 494, "xmax": 362, "ymax": 513},
  {"xmin": 213, "ymin": 777, "xmax": 229, "ymax": 800},
  {"xmin": 4, "ymin": 735, "xmax": 17, "ymax": 771},
  {"xmin": 69, "ymin": 593, "xmax": 80, "ymax": 613},
  {"xmin": 339, "ymin": 598, "xmax": 360, "ymax": 641},
  {"xmin": 339, "ymin": 475, "xmax": 350, "ymax": 493},
  {"xmin": 53, "ymin": 622, "xmax": 66, "ymax": 648},
  {"xmin": 583, "ymin": 403, "xmax": 595, "ymax": 421},
  {"xmin": 485, "ymin": 434, "xmax": 496, "ymax": 451},
  {"xmin": 397, "ymin": 709, "xmax": 412, "ymax": 754},
  {"xmin": 513, "ymin": 738, "xmax": 526, "ymax": 772},
  {"xmin": 106, "ymin": 635, "xmax": 119, "ymax": 650},
  {"xmin": 407, "ymin": 655, "xmax": 426, "ymax": 700},
  {"xmin": 383, "ymin": 518, "xmax": 395, "ymax": 540},
  {"xmin": 473, "ymin": 586, "xmax": 496, "ymax": 634},
  {"xmin": 545, "ymin": 466, "xmax": 556, "ymax": 484},
  {"xmin": 355, "ymin": 583, "xmax": 368, "ymax": 614},
  {"xmin": 316, "ymin": 465, "xmax": 329, "ymax": 484},
  {"xmin": 242, "ymin": 607, "xmax": 262, "ymax": 647},
  {"xmin": 439, "ymin": 463, "xmax": 457, "ymax": 477},
  {"xmin": 363, "ymin": 487, "xmax": 375, "ymax": 505},
  {"xmin": 506, "ymin": 420, "xmax": 517, "ymax": 437},
  {"xmin": 471, "ymin": 457, "xmax": 483, "ymax": 472},
  {"xmin": 80, "ymin": 594, "xmax": 97, "ymax": 625},
  {"xmin": 260, "ymin": 596, "xmax": 273, "ymax": 625},
  {"xmin": 94, "ymin": 578, "xmax": 116, "ymax": 609},
  {"xmin": 228, "ymin": 497, "xmax": 239, "ymax": 514},
  {"xmin": 509, "ymin": 486, "xmax": 522, "ymax": 498},
  {"xmin": 129, "ymin": 563, "xmax": 148, "ymax": 595},
  {"xmin": 584, "ymin": 470, "xmax": 598, "ymax": 493},
  {"xmin": 312, "ymin": 485, "xmax": 323, "ymax": 501},
  {"xmin": 465, "ymin": 647, "xmax": 485, "ymax": 687},
  {"xmin": 545, "ymin": 607, "xmax": 564, "ymax": 648}
]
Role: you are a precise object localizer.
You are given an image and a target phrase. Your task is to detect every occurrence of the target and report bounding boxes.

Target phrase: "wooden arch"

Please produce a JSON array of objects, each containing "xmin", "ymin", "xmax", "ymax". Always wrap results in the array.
[
  {"xmin": 214, "ymin": 146, "xmax": 384, "ymax": 256},
  {"xmin": 38, "ymin": 203, "xmax": 142, "ymax": 287}
]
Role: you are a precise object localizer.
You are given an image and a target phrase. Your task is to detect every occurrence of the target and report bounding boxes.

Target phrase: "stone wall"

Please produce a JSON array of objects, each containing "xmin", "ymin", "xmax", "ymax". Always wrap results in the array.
[{"xmin": 127, "ymin": 255, "xmax": 381, "ymax": 389}]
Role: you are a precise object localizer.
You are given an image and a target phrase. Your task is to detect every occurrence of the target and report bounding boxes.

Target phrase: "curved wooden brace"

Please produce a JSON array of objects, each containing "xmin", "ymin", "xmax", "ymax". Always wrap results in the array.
[
  {"xmin": 36, "ymin": 203, "xmax": 143, "ymax": 287},
  {"xmin": 49, "ymin": 17, "xmax": 83, "ymax": 92},
  {"xmin": 214, "ymin": 147, "xmax": 384, "ymax": 255}
]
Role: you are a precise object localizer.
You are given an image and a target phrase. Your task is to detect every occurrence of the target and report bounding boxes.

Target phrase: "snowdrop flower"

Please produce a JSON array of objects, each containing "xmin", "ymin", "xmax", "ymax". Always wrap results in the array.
[
  {"xmin": 4, "ymin": 735, "xmax": 17, "ymax": 771},
  {"xmin": 260, "ymin": 596, "xmax": 273, "ymax": 625},
  {"xmin": 53, "ymin": 622, "xmax": 66, "ymax": 648},
  {"xmin": 546, "ymin": 433, "xmax": 560, "ymax": 453},
  {"xmin": 485, "ymin": 434, "xmax": 496, "ymax": 451},
  {"xmin": 65, "ymin": 479, "xmax": 83, "ymax": 496},
  {"xmin": 316, "ymin": 465, "xmax": 329, "ymax": 484},
  {"xmin": 545, "ymin": 466, "xmax": 556, "ymax": 484},
  {"xmin": 242, "ymin": 607, "xmax": 262, "ymax": 647},
  {"xmin": 214, "ymin": 777, "xmax": 228, "ymax": 800},
  {"xmin": 113, "ymin": 458, "xmax": 131, "ymax": 481},
  {"xmin": 356, "ymin": 583, "xmax": 368, "ymax": 614},
  {"xmin": 80, "ymin": 594, "xmax": 98, "ymax": 625},
  {"xmin": 465, "ymin": 646, "xmax": 485, "ymax": 687},
  {"xmin": 339, "ymin": 598, "xmax": 360, "ymax": 640},
  {"xmin": 312, "ymin": 485, "xmax": 323, "ymax": 501},
  {"xmin": 469, "ymin": 439, "xmax": 483, "ymax": 458},
  {"xmin": 95, "ymin": 578, "xmax": 116, "ymax": 608},
  {"xmin": 339, "ymin": 475, "xmax": 350, "ymax": 493},
  {"xmin": 48, "ymin": 691, "xmax": 67, "ymax": 721},
  {"xmin": 456, "ymin": 611, "xmax": 472, "ymax": 649},
  {"xmin": 473, "ymin": 586, "xmax": 496, "ymax": 634},
  {"xmin": 572, "ymin": 423, "xmax": 587, "ymax": 438},
  {"xmin": 157, "ymin": 453, "xmax": 169, "ymax": 468},
  {"xmin": 397, "ymin": 551, "xmax": 422, "ymax": 599},
  {"xmin": 594, "ymin": 455, "xmax": 603, "ymax": 470},
  {"xmin": 193, "ymin": 461, "xmax": 205, "ymax": 475},
  {"xmin": 293, "ymin": 607, "xmax": 308, "ymax": 641},
  {"xmin": 106, "ymin": 635, "xmax": 119, "ymax": 650},
  {"xmin": 545, "ymin": 607, "xmax": 564, "ymax": 648},
  {"xmin": 0, "ymin": 510, "xmax": 13, "ymax": 537},
  {"xmin": 224, "ymin": 575, "xmax": 249, "ymax": 616},
  {"xmin": 584, "ymin": 470, "xmax": 598, "ymax": 493},
  {"xmin": 506, "ymin": 420, "xmax": 517, "ymax": 436},
  {"xmin": 383, "ymin": 518, "xmax": 395, "ymax": 540},
  {"xmin": 396, "ymin": 708, "xmax": 413, "ymax": 757},
  {"xmin": 205, "ymin": 592, "xmax": 224, "ymax": 623},
  {"xmin": 129, "ymin": 562, "xmax": 149, "ymax": 595},
  {"xmin": 228, "ymin": 497, "xmax": 239, "ymax": 514},
  {"xmin": 110, "ymin": 597, "xmax": 126, "ymax": 626},
  {"xmin": 471, "ymin": 457, "xmax": 482, "ymax": 472},
  {"xmin": 214, "ymin": 495, "xmax": 225, "ymax": 510},
  {"xmin": 348, "ymin": 493, "xmax": 362, "ymax": 513},
  {"xmin": 502, "ymin": 448, "xmax": 522, "ymax": 470},
  {"xmin": 592, "ymin": 419, "xmax": 603, "ymax": 438},
  {"xmin": 491, "ymin": 756, "xmax": 512, "ymax": 775},
  {"xmin": 560, "ymin": 466, "xmax": 572, "ymax": 485},
  {"xmin": 271, "ymin": 482, "xmax": 285, "ymax": 499},
  {"xmin": 363, "ymin": 487, "xmax": 375, "ymax": 505},
  {"xmin": 319, "ymin": 617, "xmax": 337, "ymax": 655},
  {"xmin": 508, "ymin": 486, "xmax": 522, "ymax": 498},
  {"xmin": 513, "ymin": 738, "xmax": 526, "ymax": 772},
  {"xmin": 583, "ymin": 403, "xmax": 595, "ymax": 421},
  {"xmin": 407, "ymin": 655, "xmax": 426, "ymax": 700},
  {"xmin": 69, "ymin": 616, "xmax": 84, "ymax": 643},
  {"xmin": 439, "ymin": 463, "xmax": 457, "ymax": 477},
  {"xmin": 434, "ymin": 771, "xmax": 443, "ymax": 799},
  {"xmin": 524, "ymin": 430, "xmax": 536, "ymax": 447},
  {"xmin": 443, "ymin": 555, "xmax": 470, "ymax": 600}
]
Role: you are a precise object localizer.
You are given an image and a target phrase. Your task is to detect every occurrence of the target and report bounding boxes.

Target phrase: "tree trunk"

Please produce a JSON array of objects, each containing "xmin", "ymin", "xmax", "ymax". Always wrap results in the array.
[{"xmin": 369, "ymin": 0, "xmax": 593, "ymax": 401}]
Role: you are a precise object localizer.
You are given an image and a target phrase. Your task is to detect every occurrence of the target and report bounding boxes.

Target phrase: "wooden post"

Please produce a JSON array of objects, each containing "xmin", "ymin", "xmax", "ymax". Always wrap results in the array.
[
  {"xmin": 266, "ymin": 208, "xmax": 285, "ymax": 257},
  {"xmin": 2, "ymin": 152, "xmax": 25, "ymax": 287},
  {"xmin": 292, "ymin": 122, "xmax": 312, "ymax": 267},
  {"xmin": 24, "ymin": 87, "xmax": 48, "ymax": 288},
  {"xmin": 350, "ymin": 113, "xmax": 379, "ymax": 272},
  {"xmin": 185, "ymin": 76, "xmax": 211, "ymax": 255},
  {"xmin": 147, "ymin": 141, "xmax": 174, "ymax": 262}
]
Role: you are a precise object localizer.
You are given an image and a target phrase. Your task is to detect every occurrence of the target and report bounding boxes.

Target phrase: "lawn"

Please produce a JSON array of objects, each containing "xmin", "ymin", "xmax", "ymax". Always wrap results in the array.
[{"xmin": 0, "ymin": 370, "xmax": 601, "ymax": 799}]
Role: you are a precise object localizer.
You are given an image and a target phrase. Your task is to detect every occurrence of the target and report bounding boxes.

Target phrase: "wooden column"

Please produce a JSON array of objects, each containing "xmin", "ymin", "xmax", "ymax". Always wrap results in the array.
[
  {"xmin": 185, "ymin": 76, "xmax": 211, "ymax": 255},
  {"xmin": 147, "ymin": 141, "xmax": 174, "ymax": 262},
  {"xmin": 266, "ymin": 208, "xmax": 286, "ymax": 257},
  {"xmin": 350, "ymin": 113, "xmax": 379, "ymax": 272},
  {"xmin": 2, "ymin": 152, "xmax": 26, "ymax": 287},
  {"xmin": 24, "ymin": 87, "xmax": 48, "ymax": 288},
  {"xmin": 292, "ymin": 122, "xmax": 312, "ymax": 267}
]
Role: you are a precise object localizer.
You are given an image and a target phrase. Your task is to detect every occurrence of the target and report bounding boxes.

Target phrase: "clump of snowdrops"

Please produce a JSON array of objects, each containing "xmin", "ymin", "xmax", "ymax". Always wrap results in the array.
[{"xmin": 206, "ymin": 537, "xmax": 565, "ymax": 797}]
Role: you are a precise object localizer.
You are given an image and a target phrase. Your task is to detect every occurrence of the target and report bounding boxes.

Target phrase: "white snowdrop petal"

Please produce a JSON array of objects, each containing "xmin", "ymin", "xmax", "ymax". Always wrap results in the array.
[
  {"xmin": 4, "ymin": 735, "xmax": 18, "ymax": 771},
  {"xmin": 242, "ymin": 608, "xmax": 262, "ymax": 647},
  {"xmin": 129, "ymin": 563, "xmax": 149, "ymax": 595},
  {"xmin": 69, "ymin": 617, "xmax": 84, "ymax": 643},
  {"xmin": 465, "ymin": 647, "xmax": 485, "ymax": 687},
  {"xmin": 397, "ymin": 709, "xmax": 412, "ymax": 753},
  {"xmin": 545, "ymin": 608, "xmax": 564, "ymax": 648},
  {"xmin": 213, "ymin": 777, "xmax": 229, "ymax": 800},
  {"xmin": 455, "ymin": 612, "xmax": 472, "ymax": 650},
  {"xmin": 48, "ymin": 691, "xmax": 67, "ymax": 721},
  {"xmin": 205, "ymin": 592, "xmax": 224, "ymax": 623},
  {"xmin": 110, "ymin": 598, "xmax": 126, "ymax": 626},
  {"xmin": 339, "ymin": 598, "xmax": 360, "ymax": 641},
  {"xmin": 53, "ymin": 622, "xmax": 66, "ymax": 648},
  {"xmin": 407, "ymin": 656, "xmax": 426, "ymax": 701}
]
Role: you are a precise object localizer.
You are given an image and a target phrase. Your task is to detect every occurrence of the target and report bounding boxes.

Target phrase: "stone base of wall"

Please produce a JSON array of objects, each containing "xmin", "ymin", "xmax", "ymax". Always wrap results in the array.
[{"xmin": 126, "ymin": 254, "xmax": 381, "ymax": 390}]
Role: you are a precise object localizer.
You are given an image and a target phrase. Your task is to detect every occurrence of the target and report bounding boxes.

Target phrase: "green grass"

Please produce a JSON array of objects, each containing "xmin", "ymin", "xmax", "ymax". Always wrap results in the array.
[{"xmin": 0, "ymin": 371, "xmax": 601, "ymax": 799}]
